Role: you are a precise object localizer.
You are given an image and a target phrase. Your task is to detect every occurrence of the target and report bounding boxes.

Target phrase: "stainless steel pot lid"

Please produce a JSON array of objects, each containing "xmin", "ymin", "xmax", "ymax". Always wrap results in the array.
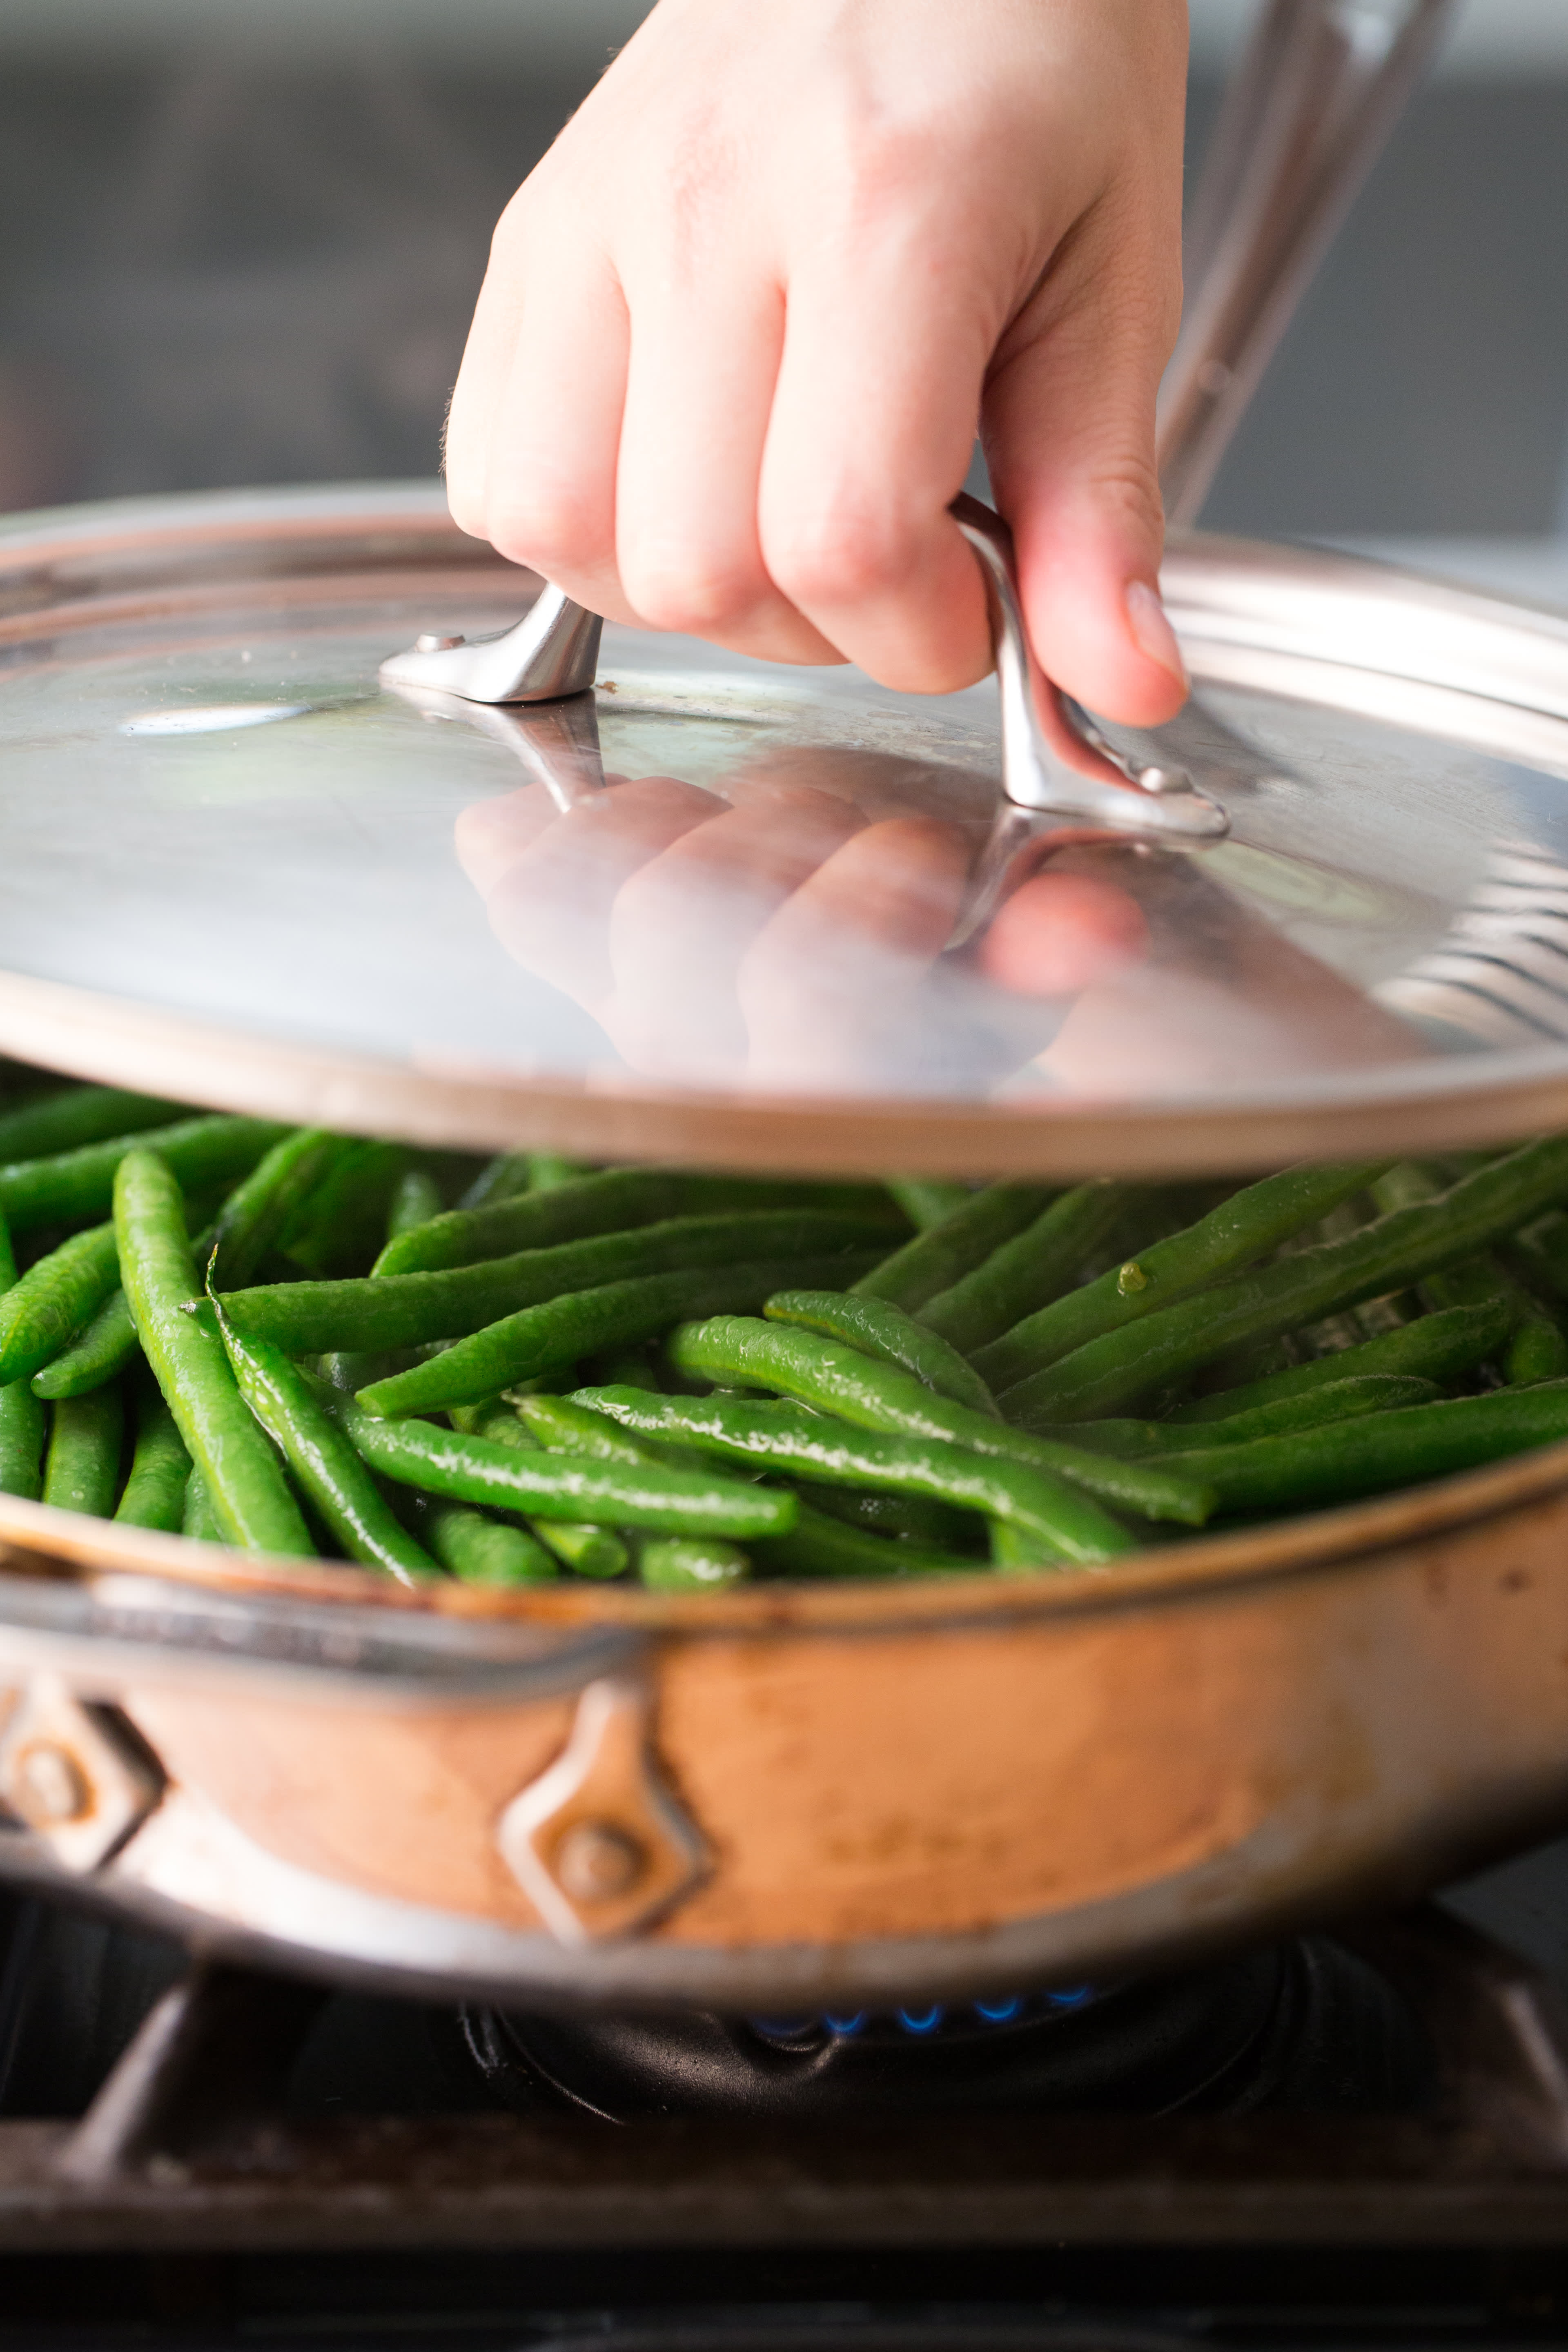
[{"xmin": 6, "ymin": 481, "xmax": 1568, "ymax": 1178}]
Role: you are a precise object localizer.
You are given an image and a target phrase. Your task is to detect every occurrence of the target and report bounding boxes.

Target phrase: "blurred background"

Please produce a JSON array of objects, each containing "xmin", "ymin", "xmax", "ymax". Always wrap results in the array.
[{"xmin": 2, "ymin": 0, "xmax": 1568, "ymax": 555}]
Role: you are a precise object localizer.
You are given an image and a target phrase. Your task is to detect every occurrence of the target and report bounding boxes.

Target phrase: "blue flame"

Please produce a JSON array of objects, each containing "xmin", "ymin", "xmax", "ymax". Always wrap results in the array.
[{"xmin": 895, "ymin": 2005, "xmax": 945, "ymax": 2035}]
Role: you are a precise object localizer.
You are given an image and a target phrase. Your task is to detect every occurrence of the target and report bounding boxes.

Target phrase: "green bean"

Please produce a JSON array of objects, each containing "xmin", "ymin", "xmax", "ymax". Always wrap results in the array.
[
  {"xmin": 1505, "ymin": 1212, "xmax": 1568, "ymax": 1306},
  {"xmin": 665, "ymin": 1316, "xmax": 1211, "ymax": 1528},
  {"xmin": 753, "ymin": 1500, "xmax": 980, "ymax": 1579},
  {"xmin": 223, "ymin": 1211, "xmax": 890, "ymax": 1357},
  {"xmin": 32, "ymin": 1212, "xmax": 225, "ymax": 1401},
  {"xmin": 0, "ymin": 1115, "xmax": 287, "ymax": 1233},
  {"xmin": 281, "ymin": 1141, "xmax": 410, "ymax": 1277},
  {"xmin": 0, "ymin": 1221, "xmax": 120, "ymax": 1387},
  {"xmin": 885, "ymin": 1179, "xmax": 971, "ymax": 1231},
  {"xmin": 413, "ymin": 1496, "xmax": 557, "ymax": 1585},
  {"xmin": 203, "ymin": 1316, "xmax": 436, "ymax": 1582},
  {"xmin": 42, "ymin": 1386, "xmax": 123, "ymax": 1518},
  {"xmin": 636, "ymin": 1535, "xmax": 751, "ymax": 1592},
  {"xmin": 808, "ymin": 1486, "xmax": 981, "ymax": 1551},
  {"xmin": 0, "ymin": 1087, "xmax": 183, "ymax": 1165},
  {"xmin": 1002, "ymin": 1134, "xmax": 1568, "ymax": 1425},
  {"xmin": 526, "ymin": 1152, "xmax": 587, "ymax": 1192},
  {"xmin": 1163, "ymin": 1300, "xmax": 1511, "ymax": 1425},
  {"xmin": 354, "ymin": 1252, "xmax": 881, "ymax": 1418},
  {"xmin": 374, "ymin": 1167, "xmax": 903, "ymax": 1278},
  {"xmin": 212, "ymin": 1128, "xmax": 356, "ymax": 1287},
  {"xmin": 444, "ymin": 1400, "xmax": 628, "ymax": 1576},
  {"xmin": 325, "ymin": 1391, "xmax": 798, "ymax": 1538},
  {"xmin": 572, "ymin": 1385, "xmax": 1133, "ymax": 1563},
  {"xmin": 764, "ymin": 1290, "xmax": 1000, "ymax": 1418},
  {"xmin": 182, "ymin": 1471, "xmax": 220, "ymax": 1545},
  {"xmin": 973, "ymin": 1161, "xmax": 1392, "ymax": 1394},
  {"xmin": 386, "ymin": 1168, "xmax": 443, "ymax": 1243},
  {"xmin": 851, "ymin": 1183, "xmax": 1055, "ymax": 1312},
  {"xmin": 0, "ymin": 1212, "xmax": 44, "ymax": 1501},
  {"xmin": 457, "ymin": 1152, "xmax": 536, "ymax": 1211},
  {"xmin": 1160, "ymin": 1381, "xmax": 1568, "ymax": 1517},
  {"xmin": 114, "ymin": 1386, "xmax": 192, "ymax": 1533},
  {"xmin": 1371, "ymin": 1164, "xmax": 1568, "ymax": 1385},
  {"xmin": 114, "ymin": 1150, "xmax": 312, "ymax": 1558},
  {"xmin": 918, "ymin": 1182, "xmax": 1152, "ymax": 1356},
  {"xmin": 1034, "ymin": 1374, "xmax": 1441, "ymax": 1459}
]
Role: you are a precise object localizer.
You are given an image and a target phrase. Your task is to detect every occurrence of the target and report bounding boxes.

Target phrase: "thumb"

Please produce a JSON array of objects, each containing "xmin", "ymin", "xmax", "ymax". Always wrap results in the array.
[{"xmin": 983, "ymin": 219, "xmax": 1187, "ymax": 729}]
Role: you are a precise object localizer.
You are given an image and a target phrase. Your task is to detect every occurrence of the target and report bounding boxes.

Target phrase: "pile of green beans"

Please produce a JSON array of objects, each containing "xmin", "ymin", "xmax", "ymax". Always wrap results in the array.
[{"xmin": 2, "ymin": 1062, "xmax": 1568, "ymax": 1588}]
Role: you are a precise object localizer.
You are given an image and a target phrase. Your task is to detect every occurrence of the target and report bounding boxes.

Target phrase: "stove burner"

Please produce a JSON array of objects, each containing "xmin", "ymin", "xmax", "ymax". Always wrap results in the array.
[{"xmin": 461, "ymin": 1937, "xmax": 1435, "ymax": 2123}]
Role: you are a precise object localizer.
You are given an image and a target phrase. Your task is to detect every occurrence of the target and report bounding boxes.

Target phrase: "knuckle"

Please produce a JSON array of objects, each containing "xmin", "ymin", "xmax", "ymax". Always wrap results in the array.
[
  {"xmin": 621, "ymin": 550, "xmax": 769, "ymax": 637},
  {"xmin": 766, "ymin": 509, "xmax": 919, "ymax": 615},
  {"xmin": 486, "ymin": 487, "xmax": 604, "ymax": 577}
]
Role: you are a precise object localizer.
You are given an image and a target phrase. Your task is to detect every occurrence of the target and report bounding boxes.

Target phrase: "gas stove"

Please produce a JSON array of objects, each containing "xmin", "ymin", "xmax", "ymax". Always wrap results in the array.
[{"xmin": 2, "ymin": 1886, "xmax": 1568, "ymax": 2348}]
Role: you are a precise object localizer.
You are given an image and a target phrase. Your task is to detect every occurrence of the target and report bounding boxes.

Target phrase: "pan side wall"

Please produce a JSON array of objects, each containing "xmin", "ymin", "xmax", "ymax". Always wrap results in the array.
[{"xmin": 114, "ymin": 1482, "xmax": 1568, "ymax": 1970}]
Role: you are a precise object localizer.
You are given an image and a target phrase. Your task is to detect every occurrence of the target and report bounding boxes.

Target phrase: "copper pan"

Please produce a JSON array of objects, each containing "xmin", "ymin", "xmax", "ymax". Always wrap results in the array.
[{"xmin": 0, "ymin": 1433, "xmax": 1566, "ymax": 2011}]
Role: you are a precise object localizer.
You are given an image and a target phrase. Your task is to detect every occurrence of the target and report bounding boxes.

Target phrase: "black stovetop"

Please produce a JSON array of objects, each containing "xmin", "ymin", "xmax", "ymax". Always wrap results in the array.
[{"xmin": 4, "ymin": 1886, "xmax": 1568, "ymax": 2349}]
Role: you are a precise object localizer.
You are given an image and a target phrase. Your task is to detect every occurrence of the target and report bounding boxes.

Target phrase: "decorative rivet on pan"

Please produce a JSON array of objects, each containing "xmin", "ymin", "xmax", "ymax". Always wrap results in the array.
[
  {"xmin": 0, "ymin": 1677, "xmax": 164, "ymax": 1872},
  {"xmin": 497, "ymin": 1675, "xmax": 709, "ymax": 1945}
]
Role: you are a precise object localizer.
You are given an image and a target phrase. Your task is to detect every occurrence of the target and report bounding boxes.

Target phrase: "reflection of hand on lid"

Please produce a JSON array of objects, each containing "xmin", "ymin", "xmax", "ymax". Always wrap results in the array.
[{"xmin": 455, "ymin": 754, "xmax": 1148, "ymax": 1091}]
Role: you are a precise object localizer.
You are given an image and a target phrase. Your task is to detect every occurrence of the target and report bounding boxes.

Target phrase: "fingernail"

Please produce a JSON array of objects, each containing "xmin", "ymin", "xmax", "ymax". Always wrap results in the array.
[{"xmin": 1125, "ymin": 579, "xmax": 1188, "ymax": 690}]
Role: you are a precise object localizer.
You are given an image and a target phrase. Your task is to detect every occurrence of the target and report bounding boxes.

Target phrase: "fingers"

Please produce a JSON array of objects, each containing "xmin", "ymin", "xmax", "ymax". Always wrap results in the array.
[
  {"xmin": 757, "ymin": 238, "xmax": 994, "ymax": 694},
  {"xmin": 448, "ymin": 206, "xmax": 640, "ymax": 625},
  {"xmin": 615, "ymin": 261, "xmax": 842, "ymax": 664},
  {"xmin": 985, "ymin": 190, "xmax": 1188, "ymax": 729}
]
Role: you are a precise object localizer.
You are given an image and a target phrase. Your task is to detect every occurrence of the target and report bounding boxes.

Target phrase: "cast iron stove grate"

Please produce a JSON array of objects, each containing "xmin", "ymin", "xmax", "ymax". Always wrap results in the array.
[{"xmin": 1, "ymin": 1903, "xmax": 1568, "ymax": 2345}]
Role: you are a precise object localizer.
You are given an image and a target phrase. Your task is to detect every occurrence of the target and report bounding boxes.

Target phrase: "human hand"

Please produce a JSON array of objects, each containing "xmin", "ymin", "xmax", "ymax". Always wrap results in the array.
[{"xmin": 445, "ymin": 0, "xmax": 1190, "ymax": 724}]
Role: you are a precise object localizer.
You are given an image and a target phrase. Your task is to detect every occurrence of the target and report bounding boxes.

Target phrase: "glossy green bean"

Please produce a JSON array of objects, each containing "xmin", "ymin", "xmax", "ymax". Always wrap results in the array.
[
  {"xmin": 1163, "ymin": 1298, "xmax": 1513, "ymax": 1425},
  {"xmin": 0, "ymin": 1221, "xmax": 120, "ymax": 1387},
  {"xmin": 42, "ymin": 1385, "xmax": 123, "ymax": 1518},
  {"xmin": 1160, "ymin": 1381, "xmax": 1568, "ymax": 1516},
  {"xmin": 414, "ymin": 1496, "xmax": 557, "ymax": 1585},
  {"xmin": 918, "ymin": 1182, "xmax": 1150, "ymax": 1356},
  {"xmin": 0, "ymin": 1087, "xmax": 182, "ymax": 1165},
  {"xmin": 223, "ymin": 1212, "xmax": 890, "ymax": 1357},
  {"xmin": 327, "ymin": 1392, "xmax": 798, "ymax": 1537},
  {"xmin": 212, "ymin": 1128, "xmax": 355, "ymax": 1287},
  {"xmin": 182, "ymin": 1471, "xmax": 220, "ymax": 1545},
  {"xmin": 443, "ymin": 1401, "xmax": 628, "ymax": 1575},
  {"xmin": 114, "ymin": 1149, "xmax": 312, "ymax": 1558},
  {"xmin": 753, "ymin": 1501, "xmax": 979, "ymax": 1579},
  {"xmin": 885, "ymin": 1179, "xmax": 971, "ymax": 1231},
  {"xmin": 281, "ymin": 1141, "xmax": 410, "ymax": 1277},
  {"xmin": 386, "ymin": 1168, "xmax": 443, "ymax": 1243},
  {"xmin": 374, "ymin": 1167, "xmax": 902, "ymax": 1277},
  {"xmin": 1371, "ymin": 1164, "xmax": 1568, "ymax": 1384},
  {"xmin": 34, "ymin": 1211, "xmax": 222, "ymax": 1401},
  {"xmin": 973, "ymin": 1161, "xmax": 1391, "ymax": 1394},
  {"xmin": 114, "ymin": 1387, "xmax": 192, "ymax": 1533},
  {"xmin": 851, "ymin": 1183, "xmax": 1054, "ymax": 1312},
  {"xmin": 664, "ymin": 1316, "xmax": 1211, "ymax": 1528},
  {"xmin": 1002, "ymin": 1134, "xmax": 1568, "ymax": 1425},
  {"xmin": 571, "ymin": 1385, "xmax": 1134, "ymax": 1563},
  {"xmin": 0, "ymin": 1212, "xmax": 44, "ymax": 1500},
  {"xmin": 1034, "ymin": 1374, "xmax": 1441, "ymax": 1459},
  {"xmin": 0, "ymin": 1115, "xmax": 287, "ymax": 1232},
  {"xmin": 764, "ymin": 1290, "xmax": 999, "ymax": 1417},
  {"xmin": 460, "ymin": 1152, "xmax": 544, "ymax": 1211},
  {"xmin": 354, "ymin": 1252, "xmax": 881, "ymax": 1418},
  {"xmin": 808, "ymin": 1486, "xmax": 980, "ymax": 1551},
  {"xmin": 207, "ymin": 1325, "xmax": 437, "ymax": 1583},
  {"xmin": 636, "ymin": 1535, "xmax": 751, "ymax": 1592}
]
